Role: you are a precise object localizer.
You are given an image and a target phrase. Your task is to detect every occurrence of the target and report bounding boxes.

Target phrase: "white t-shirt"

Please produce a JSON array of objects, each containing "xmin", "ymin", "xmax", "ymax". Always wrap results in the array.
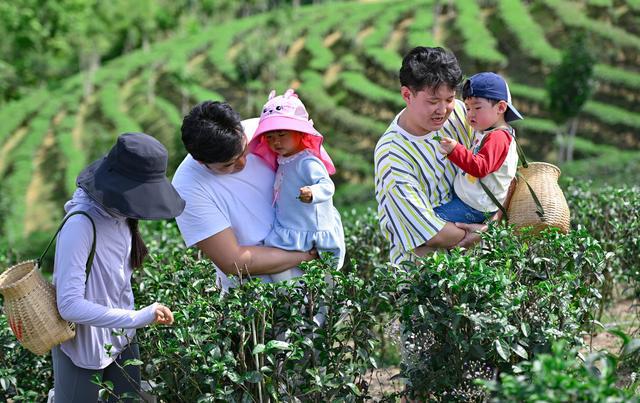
[{"xmin": 172, "ymin": 119, "xmax": 276, "ymax": 290}]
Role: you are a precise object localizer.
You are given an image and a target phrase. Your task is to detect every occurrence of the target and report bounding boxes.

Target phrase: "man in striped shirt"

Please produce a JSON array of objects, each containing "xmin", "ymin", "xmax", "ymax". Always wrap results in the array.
[{"xmin": 375, "ymin": 47, "xmax": 491, "ymax": 264}]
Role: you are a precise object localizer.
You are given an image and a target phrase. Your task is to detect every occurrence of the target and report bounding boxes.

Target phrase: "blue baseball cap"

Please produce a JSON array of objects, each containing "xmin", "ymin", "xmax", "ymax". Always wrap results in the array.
[{"xmin": 463, "ymin": 72, "xmax": 523, "ymax": 122}]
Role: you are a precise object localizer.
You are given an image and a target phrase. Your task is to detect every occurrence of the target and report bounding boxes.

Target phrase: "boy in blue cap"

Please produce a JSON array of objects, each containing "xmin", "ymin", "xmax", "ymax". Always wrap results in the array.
[{"xmin": 435, "ymin": 72, "xmax": 523, "ymax": 223}]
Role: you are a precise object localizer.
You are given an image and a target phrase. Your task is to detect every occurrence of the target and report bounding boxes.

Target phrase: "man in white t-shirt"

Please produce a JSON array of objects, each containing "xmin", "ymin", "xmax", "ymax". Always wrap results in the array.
[{"xmin": 172, "ymin": 101, "xmax": 315, "ymax": 290}]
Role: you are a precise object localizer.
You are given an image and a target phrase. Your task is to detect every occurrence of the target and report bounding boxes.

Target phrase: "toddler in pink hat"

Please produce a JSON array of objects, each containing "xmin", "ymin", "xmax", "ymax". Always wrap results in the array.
[{"xmin": 249, "ymin": 89, "xmax": 345, "ymax": 282}]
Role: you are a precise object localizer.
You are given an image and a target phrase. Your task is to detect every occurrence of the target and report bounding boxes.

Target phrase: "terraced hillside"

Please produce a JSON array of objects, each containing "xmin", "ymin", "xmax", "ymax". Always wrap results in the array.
[{"xmin": 1, "ymin": 0, "xmax": 639, "ymax": 246}]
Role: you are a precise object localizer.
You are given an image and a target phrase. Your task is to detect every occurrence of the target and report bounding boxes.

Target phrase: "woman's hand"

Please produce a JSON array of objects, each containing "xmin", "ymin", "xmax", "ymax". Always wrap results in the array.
[
  {"xmin": 154, "ymin": 304, "xmax": 174, "ymax": 325},
  {"xmin": 298, "ymin": 186, "xmax": 313, "ymax": 203},
  {"xmin": 454, "ymin": 222, "xmax": 487, "ymax": 248}
]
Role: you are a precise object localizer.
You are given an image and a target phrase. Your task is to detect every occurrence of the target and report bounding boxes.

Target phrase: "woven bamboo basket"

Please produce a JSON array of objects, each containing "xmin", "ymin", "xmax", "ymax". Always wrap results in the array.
[
  {"xmin": 507, "ymin": 162, "xmax": 570, "ymax": 234},
  {"xmin": 0, "ymin": 260, "xmax": 75, "ymax": 355}
]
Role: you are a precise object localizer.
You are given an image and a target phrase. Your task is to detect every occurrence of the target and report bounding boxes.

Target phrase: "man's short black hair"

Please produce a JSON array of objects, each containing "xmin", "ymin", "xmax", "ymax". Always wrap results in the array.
[
  {"xmin": 181, "ymin": 101, "xmax": 244, "ymax": 163},
  {"xmin": 399, "ymin": 46, "xmax": 463, "ymax": 93}
]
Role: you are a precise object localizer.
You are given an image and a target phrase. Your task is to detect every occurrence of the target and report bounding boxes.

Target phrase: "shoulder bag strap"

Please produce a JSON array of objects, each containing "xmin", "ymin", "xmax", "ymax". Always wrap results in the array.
[{"xmin": 38, "ymin": 211, "xmax": 97, "ymax": 280}]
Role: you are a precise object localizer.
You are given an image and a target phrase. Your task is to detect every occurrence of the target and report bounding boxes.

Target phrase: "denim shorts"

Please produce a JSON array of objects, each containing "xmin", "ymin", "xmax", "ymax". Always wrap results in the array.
[{"xmin": 433, "ymin": 192, "xmax": 494, "ymax": 224}]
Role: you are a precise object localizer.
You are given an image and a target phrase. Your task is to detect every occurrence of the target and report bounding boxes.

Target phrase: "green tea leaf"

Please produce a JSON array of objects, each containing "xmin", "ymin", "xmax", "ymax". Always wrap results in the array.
[
  {"xmin": 512, "ymin": 343, "xmax": 528, "ymax": 359},
  {"xmin": 225, "ymin": 370, "xmax": 241, "ymax": 383},
  {"xmin": 346, "ymin": 382, "xmax": 362, "ymax": 396},
  {"xmin": 494, "ymin": 339, "xmax": 510, "ymax": 361},
  {"xmin": 123, "ymin": 359, "xmax": 143, "ymax": 367},
  {"xmin": 265, "ymin": 340, "xmax": 290, "ymax": 351},
  {"xmin": 244, "ymin": 371, "xmax": 263, "ymax": 383}
]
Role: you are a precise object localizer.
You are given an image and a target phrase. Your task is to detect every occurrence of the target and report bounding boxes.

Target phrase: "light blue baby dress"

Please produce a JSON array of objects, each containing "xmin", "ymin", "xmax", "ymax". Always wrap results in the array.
[{"xmin": 264, "ymin": 149, "xmax": 345, "ymax": 276}]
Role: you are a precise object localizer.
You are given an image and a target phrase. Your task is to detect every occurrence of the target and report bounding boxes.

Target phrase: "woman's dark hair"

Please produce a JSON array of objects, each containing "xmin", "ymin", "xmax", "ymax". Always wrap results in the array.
[
  {"xmin": 399, "ymin": 46, "xmax": 463, "ymax": 93},
  {"xmin": 181, "ymin": 101, "xmax": 244, "ymax": 163},
  {"xmin": 128, "ymin": 218, "xmax": 148, "ymax": 269}
]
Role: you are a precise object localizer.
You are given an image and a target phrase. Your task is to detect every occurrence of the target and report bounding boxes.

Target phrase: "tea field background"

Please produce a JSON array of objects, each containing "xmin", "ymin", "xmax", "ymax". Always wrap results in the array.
[{"xmin": 0, "ymin": 0, "xmax": 639, "ymax": 255}]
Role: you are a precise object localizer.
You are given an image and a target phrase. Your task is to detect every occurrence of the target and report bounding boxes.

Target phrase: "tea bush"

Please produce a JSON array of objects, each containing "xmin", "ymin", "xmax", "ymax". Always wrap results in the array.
[
  {"xmin": 340, "ymin": 207, "xmax": 389, "ymax": 276},
  {"xmin": 0, "ymin": 315, "xmax": 51, "ymax": 402},
  {"xmin": 482, "ymin": 341, "xmax": 639, "ymax": 402},
  {"xmin": 133, "ymin": 253, "xmax": 400, "ymax": 402},
  {"xmin": 396, "ymin": 225, "xmax": 606, "ymax": 401},
  {"xmin": 0, "ymin": 189, "xmax": 635, "ymax": 401},
  {"xmin": 566, "ymin": 181, "xmax": 640, "ymax": 302}
]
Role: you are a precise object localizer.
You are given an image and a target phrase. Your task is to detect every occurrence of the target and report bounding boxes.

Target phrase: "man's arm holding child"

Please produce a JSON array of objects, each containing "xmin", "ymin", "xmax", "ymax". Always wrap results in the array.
[
  {"xmin": 175, "ymin": 182, "xmax": 317, "ymax": 276},
  {"xmin": 196, "ymin": 228, "xmax": 316, "ymax": 276},
  {"xmin": 413, "ymin": 222, "xmax": 466, "ymax": 256},
  {"xmin": 414, "ymin": 178, "xmax": 516, "ymax": 252}
]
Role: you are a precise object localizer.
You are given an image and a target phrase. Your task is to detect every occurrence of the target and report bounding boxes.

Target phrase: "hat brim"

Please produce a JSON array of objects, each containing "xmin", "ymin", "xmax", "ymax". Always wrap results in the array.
[
  {"xmin": 505, "ymin": 103, "xmax": 523, "ymax": 122},
  {"xmin": 77, "ymin": 157, "xmax": 185, "ymax": 220},
  {"xmin": 253, "ymin": 116, "xmax": 322, "ymax": 138}
]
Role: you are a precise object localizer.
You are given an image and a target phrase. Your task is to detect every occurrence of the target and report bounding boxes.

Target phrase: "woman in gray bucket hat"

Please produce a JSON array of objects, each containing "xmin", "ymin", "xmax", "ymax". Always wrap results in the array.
[{"xmin": 51, "ymin": 132, "xmax": 185, "ymax": 402}]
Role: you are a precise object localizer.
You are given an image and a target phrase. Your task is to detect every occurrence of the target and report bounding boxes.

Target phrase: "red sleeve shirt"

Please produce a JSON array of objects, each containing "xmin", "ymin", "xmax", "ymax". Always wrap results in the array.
[{"xmin": 447, "ymin": 129, "xmax": 513, "ymax": 178}]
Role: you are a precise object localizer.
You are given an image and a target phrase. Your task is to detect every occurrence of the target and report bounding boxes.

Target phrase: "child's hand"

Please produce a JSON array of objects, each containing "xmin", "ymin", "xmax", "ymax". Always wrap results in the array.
[
  {"xmin": 298, "ymin": 186, "xmax": 313, "ymax": 203},
  {"xmin": 438, "ymin": 137, "xmax": 457, "ymax": 155},
  {"xmin": 154, "ymin": 304, "xmax": 174, "ymax": 325}
]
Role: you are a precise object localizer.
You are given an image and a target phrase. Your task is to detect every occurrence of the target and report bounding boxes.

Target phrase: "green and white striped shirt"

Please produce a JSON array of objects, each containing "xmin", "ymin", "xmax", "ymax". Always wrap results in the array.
[{"xmin": 374, "ymin": 100, "xmax": 472, "ymax": 264}]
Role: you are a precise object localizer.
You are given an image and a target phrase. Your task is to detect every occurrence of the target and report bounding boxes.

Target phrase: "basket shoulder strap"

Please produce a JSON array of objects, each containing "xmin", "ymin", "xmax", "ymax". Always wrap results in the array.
[
  {"xmin": 478, "ymin": 179, "xmax": 509, "ymax": 220},
  {"xmin": 476, "ymin": 127, "xmax": 543, "ymax": 220},
  {"xmin": 475, "ymin": 127, "xmax": 513, "ymax": 220},
  {"xmin": 515, "ymin": 172, "xmax": 546, "ymax": 219},
  {"xmin": 479, "ymin": 173, "xmax": 546, "ymax": 221},
  {"xmin": 38, "ymin": 211, "xmax": 97, "ymax": 280},
  {"xmin": 479, "ymin": 126, "xmax": 528, "ymax": 168}
]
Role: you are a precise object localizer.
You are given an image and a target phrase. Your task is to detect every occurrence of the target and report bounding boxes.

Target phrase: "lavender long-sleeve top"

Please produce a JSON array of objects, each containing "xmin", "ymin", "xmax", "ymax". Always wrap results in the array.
[{"xmin": 53, "ymin": 189, "xmax": 156, "ymax": 369}]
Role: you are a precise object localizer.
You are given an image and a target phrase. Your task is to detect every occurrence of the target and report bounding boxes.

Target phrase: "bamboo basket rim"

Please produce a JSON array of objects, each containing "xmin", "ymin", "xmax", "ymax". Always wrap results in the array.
[
  {"xmin": 521, "ymin": 161, "xmax": 561, "ymax": 175},
  {"xmin": 0, "ymin": 260, "xmax": 40, "ymax": 293}
]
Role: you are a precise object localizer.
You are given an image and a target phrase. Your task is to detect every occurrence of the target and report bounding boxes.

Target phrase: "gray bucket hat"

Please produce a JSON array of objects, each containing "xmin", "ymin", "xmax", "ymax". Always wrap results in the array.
[{"xmin": 77, "ymin": 132, "xmax": 185, "ymax": 219}]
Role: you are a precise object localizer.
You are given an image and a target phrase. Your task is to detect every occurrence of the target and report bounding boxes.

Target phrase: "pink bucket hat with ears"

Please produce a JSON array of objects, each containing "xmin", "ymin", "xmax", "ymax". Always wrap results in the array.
[{"xmin": 249, "ymin": 89, "xmax": 336, "ymax": 175}]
